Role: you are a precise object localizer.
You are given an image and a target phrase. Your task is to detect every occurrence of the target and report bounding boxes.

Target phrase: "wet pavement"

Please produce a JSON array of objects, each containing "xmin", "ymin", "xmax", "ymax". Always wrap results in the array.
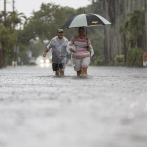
[{"xmin": 0, "ymin": 65, "xmax": 147, "ymax": 147}]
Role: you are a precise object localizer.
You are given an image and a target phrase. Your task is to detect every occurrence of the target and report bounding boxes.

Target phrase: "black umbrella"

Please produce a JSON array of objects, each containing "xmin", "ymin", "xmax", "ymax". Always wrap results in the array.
[
  {"xmin": 61, "ymin": 13, "xmax": 111, "ymax": 48},
  {"xmin": 62, "ymin": 12, "xmax": 111, "ymax": 46},
  {"xmin": 61, "ymin": 13, "xmax": 111, "ymax": 29}
]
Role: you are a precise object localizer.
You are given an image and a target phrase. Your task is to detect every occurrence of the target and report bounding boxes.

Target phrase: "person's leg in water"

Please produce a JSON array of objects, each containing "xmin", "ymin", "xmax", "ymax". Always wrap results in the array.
[
  {"xmin": 81, "ymin": 67, "xmax": 87, "ymax": 75},
  {"xmin": 55, "ymin": 70, "xmax": 59, "ymax": 76},
  {"xmin": 52, "ymin": 63, "xmax": 59, "ymax": 76},
  {"xmin": 74, "ymin": 59, "xmax": 82, "ymax": 77},
  {"xmin": 77, "ymin": 70, "xmax": 82, "ymax": 76},
  {"xmin": 81, "ymin": 57, "xmax": 90, "ymax": 76},
  {"xmin": 59, "ymin": 63, "xmax": 65, "ymax": 76},
  {"xmin": 59, "ymin": 68, "xmax": 64, "ymax": 76}
]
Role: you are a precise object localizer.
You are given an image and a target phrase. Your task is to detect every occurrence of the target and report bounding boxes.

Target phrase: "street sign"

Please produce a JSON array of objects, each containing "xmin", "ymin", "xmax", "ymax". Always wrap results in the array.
[
  {"xmin": 14, "ymin": 46, "xmax": 19, "ymax": 53},
  {"xmin": 17, "ymin": 46, "xmax": 19, "ymax": 53},
  {"xmin": 14, "ymin": 46, "xmax": 17, "ymax": 52}
]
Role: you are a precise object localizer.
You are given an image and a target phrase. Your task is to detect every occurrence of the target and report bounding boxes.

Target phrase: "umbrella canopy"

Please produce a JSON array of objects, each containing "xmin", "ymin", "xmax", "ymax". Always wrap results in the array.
[{"xmin": 61, "ymin": 13, "xmax": 111, "ymax": 29}]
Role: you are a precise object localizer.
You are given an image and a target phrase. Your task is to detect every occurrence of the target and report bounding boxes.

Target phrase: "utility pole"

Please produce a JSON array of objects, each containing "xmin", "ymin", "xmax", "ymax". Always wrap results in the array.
[
  {"xmin": 4, "ymin": 0, "xmax": 10, "ymax": 26},
  {"xmin": 4, "ymin": 0, "xmax": 6, "ymax": 25},
  {"xmin": 0, "ymin": 0, "xmax": 7, "ymax": 69},
  {"xmin": 0, "ymin": 43, "xmax": 2, "ymax": 69},
  {"xmin": 12, "ymin": 0, "xmax": 15, "ymax": 12},
  {"xmin": 12, "ymin": 0, "xmax": 15, "ymax": 30},
  {"xmin": 0, "ymin": 1, "xmax": 2, "ymax": 68},
  {"xmin": 145, "ymin": 0, "xmax": 147, "ymax": 47}
]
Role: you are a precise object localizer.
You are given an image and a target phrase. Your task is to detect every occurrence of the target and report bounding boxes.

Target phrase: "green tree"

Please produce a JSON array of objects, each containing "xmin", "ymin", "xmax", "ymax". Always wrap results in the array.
[
  {"xmin": 28, "ymin": 40, "xmax": 48, "ymax": 58},
  {"xmin": 0, "ymin": 24, "xmax": 18, "ymax": 67},
  {"xmin": 0, "ymin": 10, "xmax": 27, "ymax": 68},
  {"xmin": 120, "ymin": 8, "xmax": 145, "ymax": 48},
  {"xmin": 127, "ymin": 48, "xmax": 143, "ymax": 67},
  {"xmin": 18, "ymin": 3, "xmax": 66, "ymax": 43},
  {"xmin": 119, "ymin": 8, "xmax": 145, "ymax": 67}
]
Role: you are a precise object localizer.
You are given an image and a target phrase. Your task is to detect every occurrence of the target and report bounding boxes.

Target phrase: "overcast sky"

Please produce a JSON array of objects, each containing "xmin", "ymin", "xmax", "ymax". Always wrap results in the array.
[{"xmin": 0, "ymin": 0, "xmax": 92, "ymax": 17}]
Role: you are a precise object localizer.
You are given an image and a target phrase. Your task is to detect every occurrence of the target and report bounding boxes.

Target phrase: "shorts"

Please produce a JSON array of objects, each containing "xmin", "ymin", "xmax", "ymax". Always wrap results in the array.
[
  {"xmin": 143, "ymin": 61, "xmax": 147, "ymax": 66},
  {"xmin": 74, "ymin": 57, "xmax": 90, "ymax": 71},
  {"xmin": 52, "ymin": 63, "xmax": 65, "ymax": 71}
]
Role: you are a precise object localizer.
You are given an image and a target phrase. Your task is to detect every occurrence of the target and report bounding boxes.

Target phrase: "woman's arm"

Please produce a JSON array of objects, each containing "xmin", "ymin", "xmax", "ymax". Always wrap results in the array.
[
  {"xmin": 87, "ymin": 38, "xmax": 92, "ymax": 51},
  {"xmin": 69, "ymin": 36, "xmax": 76, "ymax": 52},
  {"xmin": 69, "ymin": 36, "xmax": 75, "ymax": 45}
]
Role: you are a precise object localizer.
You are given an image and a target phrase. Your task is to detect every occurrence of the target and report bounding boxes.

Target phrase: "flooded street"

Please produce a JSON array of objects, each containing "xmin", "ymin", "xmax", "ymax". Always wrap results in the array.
[{"xmin": 0, "ymin": 65, "xmax": 147, "ymax": 147}]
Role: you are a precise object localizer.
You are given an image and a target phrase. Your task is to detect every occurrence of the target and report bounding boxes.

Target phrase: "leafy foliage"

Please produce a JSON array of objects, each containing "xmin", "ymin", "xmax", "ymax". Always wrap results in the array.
[
  {"xmin": 28, "ymin": 40, "xmax": 48, "ymax": 58},
  {"xmin": 18, "ymin": 3, "xmax": 66, "ymax": 43},
  {"xmin": 0, "ymin": 10, "xmax": 27, "ymax": 67},
  {"xmin": 127, "ymin": 48, "xmax": 143, "ymax": 67},
  {"xmin": 0, "ymin": 24, "xmax": 18, "ymax": 66},
  {"xmin": 120, "ymin": 8, "xmax": 145, "ymax": 48},
  {"xmin": 0, "ymin": 2, "xmax": 104, "ymax": 67},
  {"xmin": 114, "ymin": 54, "xmax": 124, "ymax": 66}
]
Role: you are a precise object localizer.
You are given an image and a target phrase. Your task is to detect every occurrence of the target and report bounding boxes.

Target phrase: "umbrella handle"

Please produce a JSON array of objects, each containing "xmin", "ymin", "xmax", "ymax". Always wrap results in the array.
[{"xmin": 85, "ymin": 27, "xmax": 89, "ymax": 50}]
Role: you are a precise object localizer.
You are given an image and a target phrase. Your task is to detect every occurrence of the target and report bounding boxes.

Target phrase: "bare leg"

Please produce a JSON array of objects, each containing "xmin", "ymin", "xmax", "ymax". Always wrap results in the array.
[
  {"xmin": 77, "ymin": 70, "xmax": 82, "ymax": 76},
  {"xmin": 59, "ymin": 68, "xmax": 64, "ymax": 76},
  {"xmin": 55, "ymin": 71, "xmax": 59, "ymax": 76},
  {"xmin": 81, "ymin": 67, "xmax": 87, "ymax": 75}
]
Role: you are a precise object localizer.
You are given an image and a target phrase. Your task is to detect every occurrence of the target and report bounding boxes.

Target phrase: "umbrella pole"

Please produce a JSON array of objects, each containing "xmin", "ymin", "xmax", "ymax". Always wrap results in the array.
[
  {"xmin": 85, "ymin": 27, "xmax": 88, "ymax": 49},
  {"xmin": 85, "ymin": 27, "xmax": 87, "ymax": 38}
]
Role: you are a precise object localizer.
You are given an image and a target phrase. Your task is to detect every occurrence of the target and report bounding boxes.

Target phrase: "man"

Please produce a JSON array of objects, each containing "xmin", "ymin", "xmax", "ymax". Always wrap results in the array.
[
  {"xmin": 43, "ymin": 29, "xmax": 68, "ymax": 76},
  {"xmin": 143, "ymin": 50, "xmax": 147, "ymax": 68}
]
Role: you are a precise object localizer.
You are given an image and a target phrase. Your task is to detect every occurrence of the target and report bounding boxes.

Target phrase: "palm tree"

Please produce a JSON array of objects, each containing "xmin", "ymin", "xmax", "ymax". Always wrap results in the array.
[
  {"xmin": 0, "ymin": 11, "xmax": 27, "ymax": 68},
  {"xmin": 0, "ymin": 11, "xmax": 26, "ymax": 30},
  {"xmin": 8, "ymin": 11, "xmax": 27, "ymax": 30},
  {"xmin": 119, "ymin": 8, "xmax": 145, "ymax": 65}
]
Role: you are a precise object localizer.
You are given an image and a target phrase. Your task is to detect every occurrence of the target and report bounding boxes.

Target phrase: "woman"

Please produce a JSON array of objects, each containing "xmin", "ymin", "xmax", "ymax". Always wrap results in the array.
[{"xmin": 69, "ymin": 27, "xmax": 94, "ymax": 76}]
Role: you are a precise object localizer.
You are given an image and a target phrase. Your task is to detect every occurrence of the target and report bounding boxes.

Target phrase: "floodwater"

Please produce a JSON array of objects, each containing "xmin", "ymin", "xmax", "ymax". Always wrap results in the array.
[{"xmin": 0, "ymin": 65, "xmax": 147, "ymax": 147}]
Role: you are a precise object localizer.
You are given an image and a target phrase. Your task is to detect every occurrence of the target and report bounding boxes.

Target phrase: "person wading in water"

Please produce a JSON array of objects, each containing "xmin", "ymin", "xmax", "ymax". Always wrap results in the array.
[{"xmin": 43, "ymin": 29, "xmax": 68, "ymax": 76}]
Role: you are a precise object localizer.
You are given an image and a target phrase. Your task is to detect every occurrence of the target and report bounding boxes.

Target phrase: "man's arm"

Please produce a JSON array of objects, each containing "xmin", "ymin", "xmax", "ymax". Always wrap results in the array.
[
  {"xmin": 43, "ymin": 39, "xmax": 53, "ymax": 57},
  {"xmin": 43, "ymin": 48, "xmax": 50, "ymax": 57}
]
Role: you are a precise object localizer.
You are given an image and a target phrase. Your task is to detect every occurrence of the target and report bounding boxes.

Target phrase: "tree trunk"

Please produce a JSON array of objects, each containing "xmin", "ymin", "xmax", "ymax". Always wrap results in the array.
[
  {"xmin": 104, "ymin": 26, "xmax": 108, "ymax": 65},
  {"xmin": 124, "ymin": 34, "xmax": 128, "ymax": 66},
  {"xmin": 0, "ymin": 43, "xmax": 2, "ymax": 69},
  {"xmin": 103, "ymin": 0, "xmax": 108, "ymax": 65},
  {"xmin": 145, "ymin": 0, "xmax": 147, "ymax": 46}
]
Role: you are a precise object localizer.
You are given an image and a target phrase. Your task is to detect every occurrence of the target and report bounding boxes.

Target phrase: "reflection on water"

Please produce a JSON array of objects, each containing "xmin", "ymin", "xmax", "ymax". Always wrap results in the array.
[
  {"xmin": 128, "ymin": 112, "xmax": 135, "ymax": 119},
  {"xmin": 0, "ymin": 115, "xmax": 4, "ymax": 123},
  {"xmin": 40, "ymin": 63, "xmax": 50, "ymax": 67},
  {"xmin": 46, "ymin": 64, "xmax": 49, "ymax": 67},
  {"xmin": 0, "ymin": 133, "xmax": 7, "ymax": 143}
]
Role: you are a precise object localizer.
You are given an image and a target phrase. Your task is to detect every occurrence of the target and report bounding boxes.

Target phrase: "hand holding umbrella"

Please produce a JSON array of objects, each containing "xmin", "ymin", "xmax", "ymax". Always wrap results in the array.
[
  {"xmin": 61, "ymin": 12, "xmax": 111, "ymax": 52},
  {"xmin": 61, "ymin": 13, "xmax": 111, "ymax": 29},
  {"xmin": 61, "ymin": 12, "xmax": 111, "ymax": 77}
]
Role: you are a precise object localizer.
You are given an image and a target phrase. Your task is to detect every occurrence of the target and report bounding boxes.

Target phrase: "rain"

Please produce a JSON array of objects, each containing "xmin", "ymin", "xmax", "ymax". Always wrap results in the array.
[{"xmin": 0, "ymin": 0, "xmax": 147, "ymax": 147}]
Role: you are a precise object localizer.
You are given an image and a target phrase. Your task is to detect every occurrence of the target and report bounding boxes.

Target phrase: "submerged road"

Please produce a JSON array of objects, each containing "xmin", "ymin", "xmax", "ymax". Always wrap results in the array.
[{"xmin": 0, "ymin": 65, "xmax": 147, "ymax": 147}]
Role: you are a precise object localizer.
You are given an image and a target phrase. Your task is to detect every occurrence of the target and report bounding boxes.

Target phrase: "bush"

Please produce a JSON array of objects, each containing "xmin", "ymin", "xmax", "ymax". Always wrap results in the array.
[
  {"xmin": 91, "ymin": 57, "xmax": 104, "ymax": 66},
  {"xmin": 114, "ymin": 54, "xmax": 124, "ymax": 66},
  {"xmin": 108, "ymin": 60, "xmax": 113, "ymax": 66},
  {"xmin": 127, "ymin": 48, "xmax": 143, "ymax": 67}
]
